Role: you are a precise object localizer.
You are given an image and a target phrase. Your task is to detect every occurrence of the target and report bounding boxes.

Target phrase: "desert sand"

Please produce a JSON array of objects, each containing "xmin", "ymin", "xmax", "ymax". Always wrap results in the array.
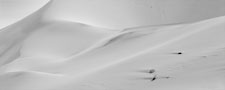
[{"xmin": 0, "ymin": 0, "xmax": 225, "ymax": 90}]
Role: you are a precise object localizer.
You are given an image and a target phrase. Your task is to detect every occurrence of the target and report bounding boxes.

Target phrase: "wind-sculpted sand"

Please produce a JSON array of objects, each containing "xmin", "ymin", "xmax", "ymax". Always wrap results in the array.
[{"xmin": 0, "ymin": 0, "xmax": 225, "ymax": 90}]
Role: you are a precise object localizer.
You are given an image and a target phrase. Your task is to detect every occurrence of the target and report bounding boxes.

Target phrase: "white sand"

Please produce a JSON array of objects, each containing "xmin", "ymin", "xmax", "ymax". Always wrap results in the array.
[{"xmin": 0, "ymin": 0, "xmax": 225, "ymax": 90}]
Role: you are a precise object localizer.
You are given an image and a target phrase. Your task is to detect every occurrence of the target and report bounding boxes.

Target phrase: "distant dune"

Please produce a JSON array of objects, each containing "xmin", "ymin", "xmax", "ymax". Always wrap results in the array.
[{"xmin": 0, "ymin": 0, "xmax": 225, "ymax": 90}]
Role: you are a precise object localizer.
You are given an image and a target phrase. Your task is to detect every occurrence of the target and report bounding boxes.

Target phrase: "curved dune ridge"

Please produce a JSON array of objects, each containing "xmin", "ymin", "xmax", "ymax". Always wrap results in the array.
[{"xmin": 0, "ymin": 0, "xmax": 225, "ymax": 90}]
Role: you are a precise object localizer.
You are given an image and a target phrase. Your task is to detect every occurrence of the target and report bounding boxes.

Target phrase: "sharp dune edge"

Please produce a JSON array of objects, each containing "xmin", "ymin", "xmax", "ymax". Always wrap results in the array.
[{"xmin": 0, "ymin": 0, "xmax": 225, "ymax": 90}]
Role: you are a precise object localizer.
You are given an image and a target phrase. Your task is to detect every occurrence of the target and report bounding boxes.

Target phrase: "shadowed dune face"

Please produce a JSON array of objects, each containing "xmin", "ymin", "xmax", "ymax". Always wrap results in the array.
[
  {"xmin": 43, "ymin": 0, "xmax": 225, "ymax": 29},
  {"xmin": 0, "ymin": 0, "xmax": 49, "ymax": 29},
  {"xmin": 1, "ymin": 0, "xmax": 225, "ymax": 29}
]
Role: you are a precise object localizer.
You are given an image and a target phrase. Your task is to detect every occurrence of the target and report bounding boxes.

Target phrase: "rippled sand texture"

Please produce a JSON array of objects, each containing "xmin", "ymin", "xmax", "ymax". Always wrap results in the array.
[{"xmin": 0, "ymin": 0, "xmax": 225, "ymax": 90}]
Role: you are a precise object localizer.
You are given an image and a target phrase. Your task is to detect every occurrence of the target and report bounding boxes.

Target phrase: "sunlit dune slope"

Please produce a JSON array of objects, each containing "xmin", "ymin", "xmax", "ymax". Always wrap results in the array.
[
  {"xmin": 59, "ymin": 16, "xmax": 225, "ymax": 90},
  {"xmin": 0, "ymin": 15, "xmax": 225, "ymax": 90},
  {"xmin": 0, "ymin": 0, "xmax": 225, "ymax": 90}
]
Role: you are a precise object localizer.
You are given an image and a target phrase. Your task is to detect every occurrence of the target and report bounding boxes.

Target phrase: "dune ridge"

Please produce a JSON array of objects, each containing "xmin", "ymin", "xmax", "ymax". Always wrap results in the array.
[{"xmin": 0, "ymin": 0, "xmax": 225, "ymax": 90}]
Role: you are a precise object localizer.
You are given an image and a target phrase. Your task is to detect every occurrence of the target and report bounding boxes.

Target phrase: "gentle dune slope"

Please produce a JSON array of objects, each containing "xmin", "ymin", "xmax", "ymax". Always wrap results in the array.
[
  {"xmin": 0, "ymin": 14, "xmax": 225, "ymax": 90},
  {"xmin": 20, "ymin": 21, "xmax": 116, "ymax": 60},
  {"xmin": 39, "ymin": 16, "xmax": 224, "ymax": 90},
  {"xmin": 59, "ymin": 16, "xmax": 225, "ymax": 90},
  {"xmin": 0, "ymin": 0, "xmax": 225, "ymax": 90},
  {"xmin": 0, "ymin": 1, "xmax": 117, "ymax": 90}
]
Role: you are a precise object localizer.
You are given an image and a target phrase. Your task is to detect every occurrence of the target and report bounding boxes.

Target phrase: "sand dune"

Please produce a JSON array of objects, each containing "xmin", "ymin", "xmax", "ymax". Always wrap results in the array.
[{"xmin": 0, "ymin": 0, "xmax": 225, "ymax": 90}]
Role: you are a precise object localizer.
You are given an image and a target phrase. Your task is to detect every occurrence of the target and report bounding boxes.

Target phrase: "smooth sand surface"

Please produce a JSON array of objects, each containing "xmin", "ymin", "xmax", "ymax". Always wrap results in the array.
[{"xmin": 0, "ymin": 0, "xmax": 225, "ymax": 90}]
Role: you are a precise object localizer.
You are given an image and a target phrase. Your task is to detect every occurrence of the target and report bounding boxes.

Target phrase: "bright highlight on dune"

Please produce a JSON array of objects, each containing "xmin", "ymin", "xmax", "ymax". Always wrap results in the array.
[{"xmin": 0, "ymin": 0, "xmax": 225, "ymax": 90}]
